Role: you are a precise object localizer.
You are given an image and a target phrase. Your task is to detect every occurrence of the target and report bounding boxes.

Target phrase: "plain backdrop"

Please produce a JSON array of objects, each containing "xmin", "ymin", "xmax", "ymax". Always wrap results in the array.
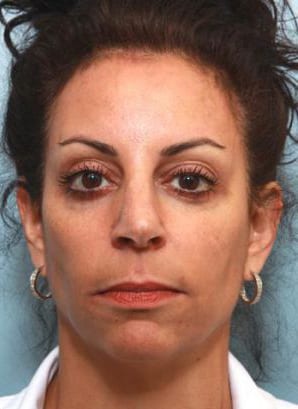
[{"xmin": 0, "ymin": 0, "xmax": 298, "ymax": 403}]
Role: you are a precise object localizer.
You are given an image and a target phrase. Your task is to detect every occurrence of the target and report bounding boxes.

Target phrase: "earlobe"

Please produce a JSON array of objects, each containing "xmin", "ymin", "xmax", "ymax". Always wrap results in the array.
[
  {"xmin": 16, "ymin": 186, "xmax": 45, "ymax": 270},
  {"xmin": 244, "ymin": 182, "xmax": 283, "ymax": 281}
]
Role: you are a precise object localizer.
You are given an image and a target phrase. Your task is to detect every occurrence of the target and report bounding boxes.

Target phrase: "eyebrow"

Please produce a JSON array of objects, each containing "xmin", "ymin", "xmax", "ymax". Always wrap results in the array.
[
  {"xmin": 59, "ymin": 136, "xmax": 118, "ymax": 156},
  {"xmin": 160, "ymin": 137, "xmax": 226, "ymax": 156},
  {"xmin": 58, "ymin": 135, "xmax": 226, "ymax": 157}
]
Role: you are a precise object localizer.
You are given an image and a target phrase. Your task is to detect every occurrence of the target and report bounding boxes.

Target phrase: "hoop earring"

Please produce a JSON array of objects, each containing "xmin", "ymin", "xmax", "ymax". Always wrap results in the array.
[
  {"xmin": 30, "ymin": 267, "xmax": 52, "ymax": 301},
  {"xmin": 240, "ymin": 272, "xmax": 263, "ymax": 305}
]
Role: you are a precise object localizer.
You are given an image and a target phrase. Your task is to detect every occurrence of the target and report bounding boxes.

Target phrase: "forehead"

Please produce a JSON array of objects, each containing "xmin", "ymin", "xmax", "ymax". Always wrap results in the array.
[{"xmin": 47, "ymin": 51, "xmax": 244, "ymax": 156}]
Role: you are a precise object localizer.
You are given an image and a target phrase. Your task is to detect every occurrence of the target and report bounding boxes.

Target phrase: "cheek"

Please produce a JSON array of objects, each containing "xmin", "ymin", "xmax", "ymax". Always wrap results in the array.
[
  {"xmin": 165, "ymin": 208, "xmax": 250, "ymax": 349},
  {"xmin": 41, "ymin": 196, "xmax": 115, "ymax": 302},
  {"xmin": 170, "ymin": 203, "xmax": 250, "ymax": 301}
]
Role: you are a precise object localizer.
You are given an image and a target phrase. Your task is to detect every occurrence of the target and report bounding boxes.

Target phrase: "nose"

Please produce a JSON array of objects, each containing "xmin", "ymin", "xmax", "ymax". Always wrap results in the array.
[{"xmin": 111, "ymin": 183, "xmax": 166, "ymax": 251}]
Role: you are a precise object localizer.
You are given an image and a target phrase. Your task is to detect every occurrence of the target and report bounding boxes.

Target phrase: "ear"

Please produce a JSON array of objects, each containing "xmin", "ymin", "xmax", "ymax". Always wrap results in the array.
[
  {"xmin": 243, "ymin": 182, "xmax": 283, "ymax": 281},
  {"xmin": 17, "ymin": 186, "xmax": 46, "ymax": 276}
]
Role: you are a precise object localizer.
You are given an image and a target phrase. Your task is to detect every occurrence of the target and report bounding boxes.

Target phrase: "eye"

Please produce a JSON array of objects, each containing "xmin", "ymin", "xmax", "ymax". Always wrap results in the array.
[
  {"xmin": 59, "ymin": 162, "xmax": 115, "ymax": 195},
  {"xmin": 70, "ymin": 170, "xmax": 110, "ymax": 191},
  {"xmin": 172, "ymin": 173, "xmax": 209, "ymax": 192},
  {"xmin": 166, "ymin": 166, "xmax": 218, "ymax": 196}
]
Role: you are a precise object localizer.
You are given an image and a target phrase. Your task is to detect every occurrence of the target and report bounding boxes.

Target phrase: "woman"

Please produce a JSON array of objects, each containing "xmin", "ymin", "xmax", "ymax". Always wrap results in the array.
[{"xmin": 0, "ymin": 0, "xmax": 297, "ymax": 408}]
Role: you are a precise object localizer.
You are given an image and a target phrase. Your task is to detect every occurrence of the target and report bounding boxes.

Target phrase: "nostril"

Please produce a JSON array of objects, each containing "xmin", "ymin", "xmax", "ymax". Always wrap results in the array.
[
  {"xmin": 112, "ymin": 235, "xmax": 165, "ymax": 250},
  {"xmin": 112, "ymin": 236, "xmax": 134, "ymax": 249},
  {"xmin": 150, "ymin": 236, "xmax": 165, "ymax": 249},
  {"xmin": 119, "ymin": 237, "xmax": 134, "ymax": 247}
]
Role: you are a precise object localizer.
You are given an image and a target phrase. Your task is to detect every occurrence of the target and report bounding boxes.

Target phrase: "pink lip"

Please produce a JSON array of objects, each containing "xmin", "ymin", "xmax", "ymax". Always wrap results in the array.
[{"xmin": 95, "ymin": 281, "xmax": 184, "ymax": 309}]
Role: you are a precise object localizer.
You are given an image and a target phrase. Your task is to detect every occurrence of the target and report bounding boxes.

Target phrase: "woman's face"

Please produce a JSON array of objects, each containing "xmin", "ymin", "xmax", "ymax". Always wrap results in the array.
[{"xmin": 20, "ymin": 52, "xmax": 278, "ymax": 363}]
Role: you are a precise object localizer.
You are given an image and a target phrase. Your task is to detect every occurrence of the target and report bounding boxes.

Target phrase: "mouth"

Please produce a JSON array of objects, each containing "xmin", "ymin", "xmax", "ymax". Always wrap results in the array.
[
  {"xmin": 99, "ymin": 281, "xmax": 182, "ymax": 293},
  {"xmin": 95, "ymin": 281, "xmax": 185, "ymax": 309}
]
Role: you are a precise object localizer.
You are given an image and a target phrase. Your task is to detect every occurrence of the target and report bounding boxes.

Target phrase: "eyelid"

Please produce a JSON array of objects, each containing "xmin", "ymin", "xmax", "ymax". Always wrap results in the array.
[
  {"xmin": 156, "ymin": 162, "xmax": 219, "ymax": 202},
  {"xmin": 65, "ymin": 159, "xmax": 121, "ymax": 182},
  {"xmin": 69, "ymin": 170, "xmax": 110, "ymax": 191},
  {"xmin": 158, "ymin": 162, "xmax": 218, "ymax": 183},
  {"xmin": 58, "ymin": 160, "xmax": 121, "ymax": 197}
]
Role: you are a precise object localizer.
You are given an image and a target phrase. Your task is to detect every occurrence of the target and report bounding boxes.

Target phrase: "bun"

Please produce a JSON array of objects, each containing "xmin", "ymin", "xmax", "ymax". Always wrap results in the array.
[{"xmin": 0, "ymin": 0, "xmax": 77, "ymax": 58}]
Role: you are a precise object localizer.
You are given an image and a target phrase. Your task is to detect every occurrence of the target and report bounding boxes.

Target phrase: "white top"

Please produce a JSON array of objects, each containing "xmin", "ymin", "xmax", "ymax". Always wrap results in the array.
[{"xmin": 0, "ymin": 347, "xmax": 297, "ymax": 409}]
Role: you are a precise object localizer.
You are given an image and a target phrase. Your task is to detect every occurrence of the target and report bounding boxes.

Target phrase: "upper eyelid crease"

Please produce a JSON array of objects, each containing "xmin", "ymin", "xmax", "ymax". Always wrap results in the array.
[{"xmin": 58, "ymin": 136, "xmax": 226, "ymax": 157}]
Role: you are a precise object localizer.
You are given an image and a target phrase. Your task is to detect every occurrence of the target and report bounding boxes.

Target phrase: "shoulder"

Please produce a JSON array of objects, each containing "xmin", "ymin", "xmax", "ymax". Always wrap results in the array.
[
  {"xmin": 0, "ymin": 389, "xmax": 27, "ymax": 409},
  {"xmin": 0, "ymin": 346, "xmax": 59, "ymax": 409},
  {"xmin": 259, "ymin": 388, "xmax": 298, "ymax": 409},
  {"xmin": 228, "ymin": 352, "xmax": 298, "ymax": 409}
]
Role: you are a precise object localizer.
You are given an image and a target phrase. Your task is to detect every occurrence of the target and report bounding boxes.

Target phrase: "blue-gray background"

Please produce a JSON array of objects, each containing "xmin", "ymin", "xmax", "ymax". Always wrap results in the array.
[{"xmin": 0, "ymin": 1, "xmax": 298, "ymax": 403}]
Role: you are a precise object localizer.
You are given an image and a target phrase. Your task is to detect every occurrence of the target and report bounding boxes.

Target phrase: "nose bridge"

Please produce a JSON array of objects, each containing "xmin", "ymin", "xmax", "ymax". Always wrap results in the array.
[
  {"xmin": 111, "ymin": 170, "xmax": 166, "ymax": 250},
  {"xmin": 125, "ymin": 171, "xmax": 156, "ymax": 214}
]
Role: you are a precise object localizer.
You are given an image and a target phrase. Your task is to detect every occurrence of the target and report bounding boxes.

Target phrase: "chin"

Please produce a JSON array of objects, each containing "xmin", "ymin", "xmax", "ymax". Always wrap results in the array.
[{"xmin": 101, "ymin": 320, "xmax": 179, "ymax": 362}]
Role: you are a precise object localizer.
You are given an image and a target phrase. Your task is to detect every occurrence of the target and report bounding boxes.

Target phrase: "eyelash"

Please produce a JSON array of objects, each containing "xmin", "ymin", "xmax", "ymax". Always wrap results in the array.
[
  {"xmin": 166, "ymin": 165, "xmax": 218, "ymax": 199},
  {"xmin": 59, "ymin": 163, "xmax": 113, "ymax": 199},
  {"xmin": 58, "ymin": 162, "xmax": 218, "ymax": 201}
]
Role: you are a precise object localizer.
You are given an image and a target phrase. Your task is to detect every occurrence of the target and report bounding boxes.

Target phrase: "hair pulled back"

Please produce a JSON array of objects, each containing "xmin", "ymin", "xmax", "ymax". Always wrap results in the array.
[{"xmin": 0, "ymin": 0, "xmax": 297, "ymax": 212}]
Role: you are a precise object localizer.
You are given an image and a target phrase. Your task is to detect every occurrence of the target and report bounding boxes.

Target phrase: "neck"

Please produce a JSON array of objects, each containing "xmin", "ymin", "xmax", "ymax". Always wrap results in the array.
[{"xmin": 45, "ymin": 322, "xmax": 232, "ymax": 409}]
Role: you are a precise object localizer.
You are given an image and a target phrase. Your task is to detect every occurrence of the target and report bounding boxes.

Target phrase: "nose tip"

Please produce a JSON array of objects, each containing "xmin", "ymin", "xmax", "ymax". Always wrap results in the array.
[
  {"xmin": 111, "ymin": 200, "xmax": 166, "ymax": 251},
  {"xmin": 111, "ymin": 183, "xmax": 166, "ymax": 252}
]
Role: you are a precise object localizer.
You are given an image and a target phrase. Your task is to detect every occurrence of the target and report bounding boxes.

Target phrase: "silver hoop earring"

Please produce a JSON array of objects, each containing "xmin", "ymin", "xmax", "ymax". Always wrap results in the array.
[
  {"xmin": 30, "ymin": 267, "xmax": 52, "ymax": 301},
  {"xmin": 240, "ymin": 272, "xmax": 263, "ymax": 305}
]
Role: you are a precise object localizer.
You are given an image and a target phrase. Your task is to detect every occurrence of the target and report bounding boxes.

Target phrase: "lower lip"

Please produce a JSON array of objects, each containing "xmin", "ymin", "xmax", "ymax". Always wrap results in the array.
[{"xmin": 97, "ymin": 290, "xmax": 181, "ymax": 308}]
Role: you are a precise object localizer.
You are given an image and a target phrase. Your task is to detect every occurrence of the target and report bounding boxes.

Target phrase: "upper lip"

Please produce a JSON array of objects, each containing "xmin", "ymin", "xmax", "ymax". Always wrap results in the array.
[{"xmin": 98, "ymin": 281, "xmax": 183, "ymax": 293}]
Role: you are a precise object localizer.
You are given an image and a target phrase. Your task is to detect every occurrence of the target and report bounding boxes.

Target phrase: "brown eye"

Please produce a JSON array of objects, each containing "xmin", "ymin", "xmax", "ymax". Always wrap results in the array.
[
  {"xmin": 81, "ymin": 172, "xmax": 102, "ymax": 189},
  {"xmin": 178, "ymin": 174, "xmax": 201, "ymax": 191},
  {"xmin": 70, "ymin": 171, "xmax": 110, "ymax": 191},
  {"xmin": 170, "ymin": 172, "xmax": 212, "ymax": 193}
]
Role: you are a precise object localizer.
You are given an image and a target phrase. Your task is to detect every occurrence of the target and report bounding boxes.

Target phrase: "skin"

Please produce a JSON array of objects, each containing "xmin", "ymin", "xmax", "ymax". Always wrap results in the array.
[{"xmin": 17, "ymin": 52, "xmax": 282, "ymax": 409}]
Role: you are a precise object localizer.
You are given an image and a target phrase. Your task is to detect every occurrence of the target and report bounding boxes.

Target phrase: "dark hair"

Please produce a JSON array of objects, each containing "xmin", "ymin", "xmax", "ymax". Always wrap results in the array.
[
  {"xmin": 0, "ymin": 0, "xmax": 297, "ymax": 379},
  {"xmin": 0, "ymin": 0, "xmax": 297, "ymax": 205}
]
